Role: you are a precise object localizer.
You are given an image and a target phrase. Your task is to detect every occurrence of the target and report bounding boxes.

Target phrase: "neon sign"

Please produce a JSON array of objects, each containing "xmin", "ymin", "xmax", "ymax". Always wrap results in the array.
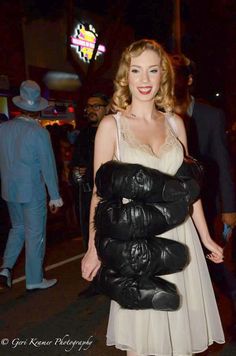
[{"xmin": 70, "ymin": 23, "xmax": 106, "ymax": 63}]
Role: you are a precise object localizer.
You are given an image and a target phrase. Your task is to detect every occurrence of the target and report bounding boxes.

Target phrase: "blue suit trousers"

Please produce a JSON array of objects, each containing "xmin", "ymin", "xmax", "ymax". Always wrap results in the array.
[{"xmin": 2, "ymin": 198, "xmax": 47, "ymax": 285}]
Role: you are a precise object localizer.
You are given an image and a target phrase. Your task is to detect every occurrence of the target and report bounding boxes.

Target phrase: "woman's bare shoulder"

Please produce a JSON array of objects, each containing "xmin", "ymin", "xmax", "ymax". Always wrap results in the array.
[
  {"xmin": 99, "ymin": 114, "xmax": 117, "ymax": 129},
  {"xmin": 96, "ymin": 114, "xmax": 117, "ymax": 140},
  {"xmin": 172, "ymin": 113, "xmax": 183, "ymax": 124},
  {"xmin": 165, "ymin": 112, "xmax": 185, "ymax": 135},
  {"xmin": 94, "ymin": 114, "xmax": 117, "ymax": 164},
  {"xmin": 173, "ymin": 113, "xmax": 186, "ymax": 132}
]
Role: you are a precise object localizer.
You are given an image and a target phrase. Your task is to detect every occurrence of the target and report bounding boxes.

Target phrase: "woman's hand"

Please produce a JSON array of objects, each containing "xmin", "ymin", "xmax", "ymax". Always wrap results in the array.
[
  {"xmin": 203, "ymin": 238, "xmax": 224, "ymax": 264},
  {"xmin": 81, "ymin": 245, "xmax": 101, "ymax": 281},
  {"xmin": 191, "ymin": 200, "xmax": 224, "ymax": 264}
]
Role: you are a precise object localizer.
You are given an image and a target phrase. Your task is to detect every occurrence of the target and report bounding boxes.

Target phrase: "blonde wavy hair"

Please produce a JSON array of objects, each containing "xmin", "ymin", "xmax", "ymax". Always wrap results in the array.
[{"xmin": 112, "ymin": 39, "xmax": 174, "ymax": 113}]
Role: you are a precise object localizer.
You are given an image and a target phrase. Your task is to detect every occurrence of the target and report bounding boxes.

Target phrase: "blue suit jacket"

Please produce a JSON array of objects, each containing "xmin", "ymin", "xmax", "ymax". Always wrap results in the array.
[
  {"xmin": 188, "ymin": 101, "xmax": 236, "ymax": 215},
  {"xmin": 0, "ymin": 117, "xmax": 60, "ymax": 203}
]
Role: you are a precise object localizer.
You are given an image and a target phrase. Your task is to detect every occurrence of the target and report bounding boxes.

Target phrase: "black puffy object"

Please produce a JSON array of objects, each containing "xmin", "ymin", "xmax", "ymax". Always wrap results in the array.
[
  {"xmin": 95, "ymin": 159, "xmax": 201, "ymax": 204},
  {"xmin": 94, "ymin": 198, "xmax": 189, "ymax": 240},
  {"xmin": 95, "ymin": 267, "xmax": 180, "ymax": 311},
  {"xmin": 96, "ymin": 235, "xmax": 189, "ymax": 277},
  {"xmin": 176, "ymin": 156, "xmax": 204, "ymax": 187},
  {"xmin": 94, "ymin": 159, "xmax": 200, "ymax": 310}
]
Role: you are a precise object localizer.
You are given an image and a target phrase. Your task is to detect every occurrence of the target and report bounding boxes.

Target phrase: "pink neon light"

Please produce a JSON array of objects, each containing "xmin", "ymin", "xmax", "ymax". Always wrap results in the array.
[{"xmin": 70, "ymin": 37, "xmax": 106, "ymax": 53}]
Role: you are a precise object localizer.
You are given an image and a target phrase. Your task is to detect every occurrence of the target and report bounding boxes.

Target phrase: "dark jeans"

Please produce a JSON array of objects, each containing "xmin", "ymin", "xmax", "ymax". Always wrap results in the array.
[
  {"xmin": 205, "ymin": 213, "xmax": 236, "ymax": 299},
  {"xmin": 78, "ymin": 183, "xmax": 92, "ymax": 250},
  {"xmin": 207, "ymin": 260, "xmax": 236, "ymax": 298},
  {"xmin": 232, "ymin": 228, "xmax": 236, "ymax": 263}
]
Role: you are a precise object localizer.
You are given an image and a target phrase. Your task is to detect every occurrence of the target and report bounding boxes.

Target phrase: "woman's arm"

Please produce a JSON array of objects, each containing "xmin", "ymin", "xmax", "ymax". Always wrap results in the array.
[
  {"xmin": 191, "ymin": 199, "xmax": 223, "ymax": 263},
  {"xmin": 174, "ymin": 114, "xmax": 224, "ymax": 263},
  {"xmin": 81, "ymin": 115, "xmax": 117, "ymax": 281}
]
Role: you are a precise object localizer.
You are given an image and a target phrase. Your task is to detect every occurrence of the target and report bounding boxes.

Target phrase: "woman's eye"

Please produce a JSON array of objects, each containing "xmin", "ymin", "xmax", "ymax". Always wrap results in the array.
[
  {"xmin": 150, "ymin": 69, "xmax": 158, "ymax": 73},
  {"xmin": 131, "ymin": 69, "xmax": 139, "ymax": 73}
]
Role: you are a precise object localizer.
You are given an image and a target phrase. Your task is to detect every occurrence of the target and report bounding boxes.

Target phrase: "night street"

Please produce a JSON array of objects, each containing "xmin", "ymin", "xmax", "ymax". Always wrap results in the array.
[
  {"xmin": 0, "ymin": 1, "xmax": 236, "ymax": 355},
  {"xmin": 0, "ymin": 235, "xmax": 122, "ymax": 356},
  {"xmin": 0, "ymin": 229, "xmax": 236, "ymax": 356}
]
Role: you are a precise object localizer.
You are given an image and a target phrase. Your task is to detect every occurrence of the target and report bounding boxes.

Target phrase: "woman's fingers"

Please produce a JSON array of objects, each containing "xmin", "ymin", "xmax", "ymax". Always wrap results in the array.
[
  {"xmin": 85, "ymin": 264, "xmax": 101, "ymax": 281},
  {"xmin": 81, "ymin": 253, "xmax": 101, "ymax": 281},
  {"xmin": 206, "ymin": 252, "xmax": 224, "ymax": 264},
  {"xmin": 82, "ymin": 268, "xmax": 95, "ymax": 281},
  {"xmin": 83, "ymin": 268, "xmax": 100, "ymax": 281},
  {"xmin": 204, "ymin": 238, "xmax": 224, "ymax": 264}
]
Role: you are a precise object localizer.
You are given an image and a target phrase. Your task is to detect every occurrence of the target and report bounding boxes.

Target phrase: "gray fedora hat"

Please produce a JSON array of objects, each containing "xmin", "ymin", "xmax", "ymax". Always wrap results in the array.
[{"xmin": 12, "ymin": 80, "xmax": 48, "ymax": 112}]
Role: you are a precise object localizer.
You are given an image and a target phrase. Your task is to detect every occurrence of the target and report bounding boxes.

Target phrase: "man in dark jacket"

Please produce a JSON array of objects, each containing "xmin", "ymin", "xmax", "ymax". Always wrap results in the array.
[
  {"xmin": 71, "ymin": 93, "xmax": 109, "ymax": 250},
  {"xmin": 171, "ymin": 54, "xmax": 236, "ymax": 299}
]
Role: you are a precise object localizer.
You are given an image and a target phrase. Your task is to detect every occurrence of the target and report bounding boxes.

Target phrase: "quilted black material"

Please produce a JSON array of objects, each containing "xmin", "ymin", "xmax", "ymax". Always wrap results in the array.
[
  {"xmin": 94, "ymin": 198, "xmax": 189, "ymax": 240},
  {"xmin": 94, "ymin": 157, "xmax": 202, "ymax": 310},
  {"xmin": 95, "ymin": 159, "xmax": 202, "ymax": 204},
  {"xmin": 96, "ymin": 235, "xmax": 189, "ymax": 277},
  {"xmin": 97, "ymin": 267, "xmax": 180, "ymax": 310}
]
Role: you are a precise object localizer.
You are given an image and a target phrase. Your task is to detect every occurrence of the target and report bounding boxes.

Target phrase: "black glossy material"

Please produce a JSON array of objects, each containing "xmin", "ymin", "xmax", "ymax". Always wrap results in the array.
[
  {"xmin": 95, "ymin": 158, "xmax": 202, "ymax": 204},
  {"xmin": 96, "ymin": 267, "xmax": 180, "ymax": 311},
  {"xmin": 96, "ymin": 235, "xmax": 189, "ymax": 277},
  {"xmin": 94, "ymin": 158, "xmax": 201, "ymax": 310}
]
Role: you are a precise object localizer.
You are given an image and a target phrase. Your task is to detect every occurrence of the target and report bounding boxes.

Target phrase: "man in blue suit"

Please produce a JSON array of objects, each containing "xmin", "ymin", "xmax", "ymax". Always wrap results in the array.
[{"xmin": 0, "ymin": 80, "xmax": 63, "ymax": 291}]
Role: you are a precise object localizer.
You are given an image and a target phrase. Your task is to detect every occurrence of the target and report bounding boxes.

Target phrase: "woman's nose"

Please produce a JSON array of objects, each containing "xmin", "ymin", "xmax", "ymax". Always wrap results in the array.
[{"xmin": 141, "ymin": 71, "xmax": 149, "ymax": 83}]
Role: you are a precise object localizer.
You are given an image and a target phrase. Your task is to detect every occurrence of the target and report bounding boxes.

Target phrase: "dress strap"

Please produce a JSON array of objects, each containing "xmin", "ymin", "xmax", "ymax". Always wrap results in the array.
[
  {"xmin": 113, "ymin": 112, "xmax": 122, "ymax": 161},
  {"xmin": 165, "ymin": 113, "xmax": 178, "ymax": 137}
]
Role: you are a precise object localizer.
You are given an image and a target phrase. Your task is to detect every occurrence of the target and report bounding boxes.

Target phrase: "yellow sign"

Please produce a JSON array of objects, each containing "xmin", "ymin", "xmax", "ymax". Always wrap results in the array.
[{"xmin": 70, "ymin": 23, "xmax": 106, "ymax": 63}]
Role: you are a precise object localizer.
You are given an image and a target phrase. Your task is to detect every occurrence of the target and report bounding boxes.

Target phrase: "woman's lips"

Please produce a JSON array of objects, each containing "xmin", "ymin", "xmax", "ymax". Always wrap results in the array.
[{"xmin": 137, "ymin": 86, "xmax": 152, "ymax": 95}]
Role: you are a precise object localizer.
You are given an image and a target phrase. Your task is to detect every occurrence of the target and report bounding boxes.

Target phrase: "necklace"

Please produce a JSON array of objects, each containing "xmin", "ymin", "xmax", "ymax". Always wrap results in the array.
[
  {"xmin": 125, "ymin": 105, "xmax": 160, "ymax": 121},
  {"xmin": 126, "ymin": 111, "xmax": 163, "ymax": 123}
]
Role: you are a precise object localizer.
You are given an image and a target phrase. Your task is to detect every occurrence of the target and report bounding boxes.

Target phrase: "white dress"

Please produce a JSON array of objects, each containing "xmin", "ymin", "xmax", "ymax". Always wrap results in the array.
[{"xmin": 106, "ymin": 112, "xmax": 225, "ymax": 356}]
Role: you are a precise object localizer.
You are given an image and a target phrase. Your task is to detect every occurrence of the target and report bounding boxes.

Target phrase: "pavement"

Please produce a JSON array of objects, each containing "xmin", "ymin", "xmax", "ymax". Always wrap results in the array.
[{"xmin": 0, "ymin": 237, "xmax": 124, "ymax": 356}]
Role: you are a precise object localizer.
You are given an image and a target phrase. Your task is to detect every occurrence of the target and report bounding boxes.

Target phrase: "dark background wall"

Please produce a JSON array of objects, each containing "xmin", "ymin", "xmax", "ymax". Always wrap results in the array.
[{"xmin": 0, "ymin": 0, "xmax": 235, "ymax": 125}]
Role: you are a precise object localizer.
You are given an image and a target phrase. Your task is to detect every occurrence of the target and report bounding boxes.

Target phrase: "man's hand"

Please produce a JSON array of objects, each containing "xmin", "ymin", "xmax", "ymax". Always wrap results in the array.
[
  {"xmin": 49, "ymin": 205, "xmax": 59, "ymax": 214},
  {"xmin": 49, "ymin": 198, "xmax": 63, "ymax": 214},
  {"xmin": 72, "ymin": 167, "xmax": 87, "ymax": 184},
  {"xmin": 78, "ymin": 167, "xmax": 87, "ymax": 176},
  {"xmin": 222, "ymin": 212, "xmax": 236, "ymax": 228}
]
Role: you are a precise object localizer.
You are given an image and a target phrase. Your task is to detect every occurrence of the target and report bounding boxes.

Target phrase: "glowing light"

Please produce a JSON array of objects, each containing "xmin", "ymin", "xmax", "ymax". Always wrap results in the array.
[
  {"xmin": 70, "ymin": 23, "xmax": 106, "ymax": 63},
  {"xmin": 43, "ymin": 71, "xmax": 81, "ymax": 91}
]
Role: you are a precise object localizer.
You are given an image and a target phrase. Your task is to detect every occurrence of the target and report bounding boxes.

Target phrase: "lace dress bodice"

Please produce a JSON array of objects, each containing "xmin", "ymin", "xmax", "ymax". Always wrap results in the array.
[{"xmin": 113, "ymin": 111, "xmax": 184, "ymax": 176}]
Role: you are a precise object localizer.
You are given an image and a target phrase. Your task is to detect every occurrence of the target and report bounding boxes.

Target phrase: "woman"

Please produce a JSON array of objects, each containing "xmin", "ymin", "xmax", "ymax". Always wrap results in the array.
[{"xmin": 81, "ymin": 39, "xmax": 225, "ymax": 356}]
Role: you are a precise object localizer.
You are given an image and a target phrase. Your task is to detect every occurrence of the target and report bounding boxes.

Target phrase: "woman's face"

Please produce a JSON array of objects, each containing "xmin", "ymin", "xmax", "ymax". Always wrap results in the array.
[{"xmin": 128, "ymin": 49, "xmax": 162, "ymax": 102}]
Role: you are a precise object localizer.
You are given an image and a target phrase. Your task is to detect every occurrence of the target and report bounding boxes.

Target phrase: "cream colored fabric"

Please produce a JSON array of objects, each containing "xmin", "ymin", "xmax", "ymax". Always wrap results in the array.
[{"xmin": 106, "ymin": 112, "xmax": 225, "ymax": 356}]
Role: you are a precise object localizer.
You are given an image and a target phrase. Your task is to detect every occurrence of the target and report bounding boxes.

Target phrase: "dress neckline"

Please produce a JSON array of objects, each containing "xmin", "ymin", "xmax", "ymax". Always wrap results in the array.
[{"xmin": 116, "ymin": 111, "xmax": 176, "ymax": 158}]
